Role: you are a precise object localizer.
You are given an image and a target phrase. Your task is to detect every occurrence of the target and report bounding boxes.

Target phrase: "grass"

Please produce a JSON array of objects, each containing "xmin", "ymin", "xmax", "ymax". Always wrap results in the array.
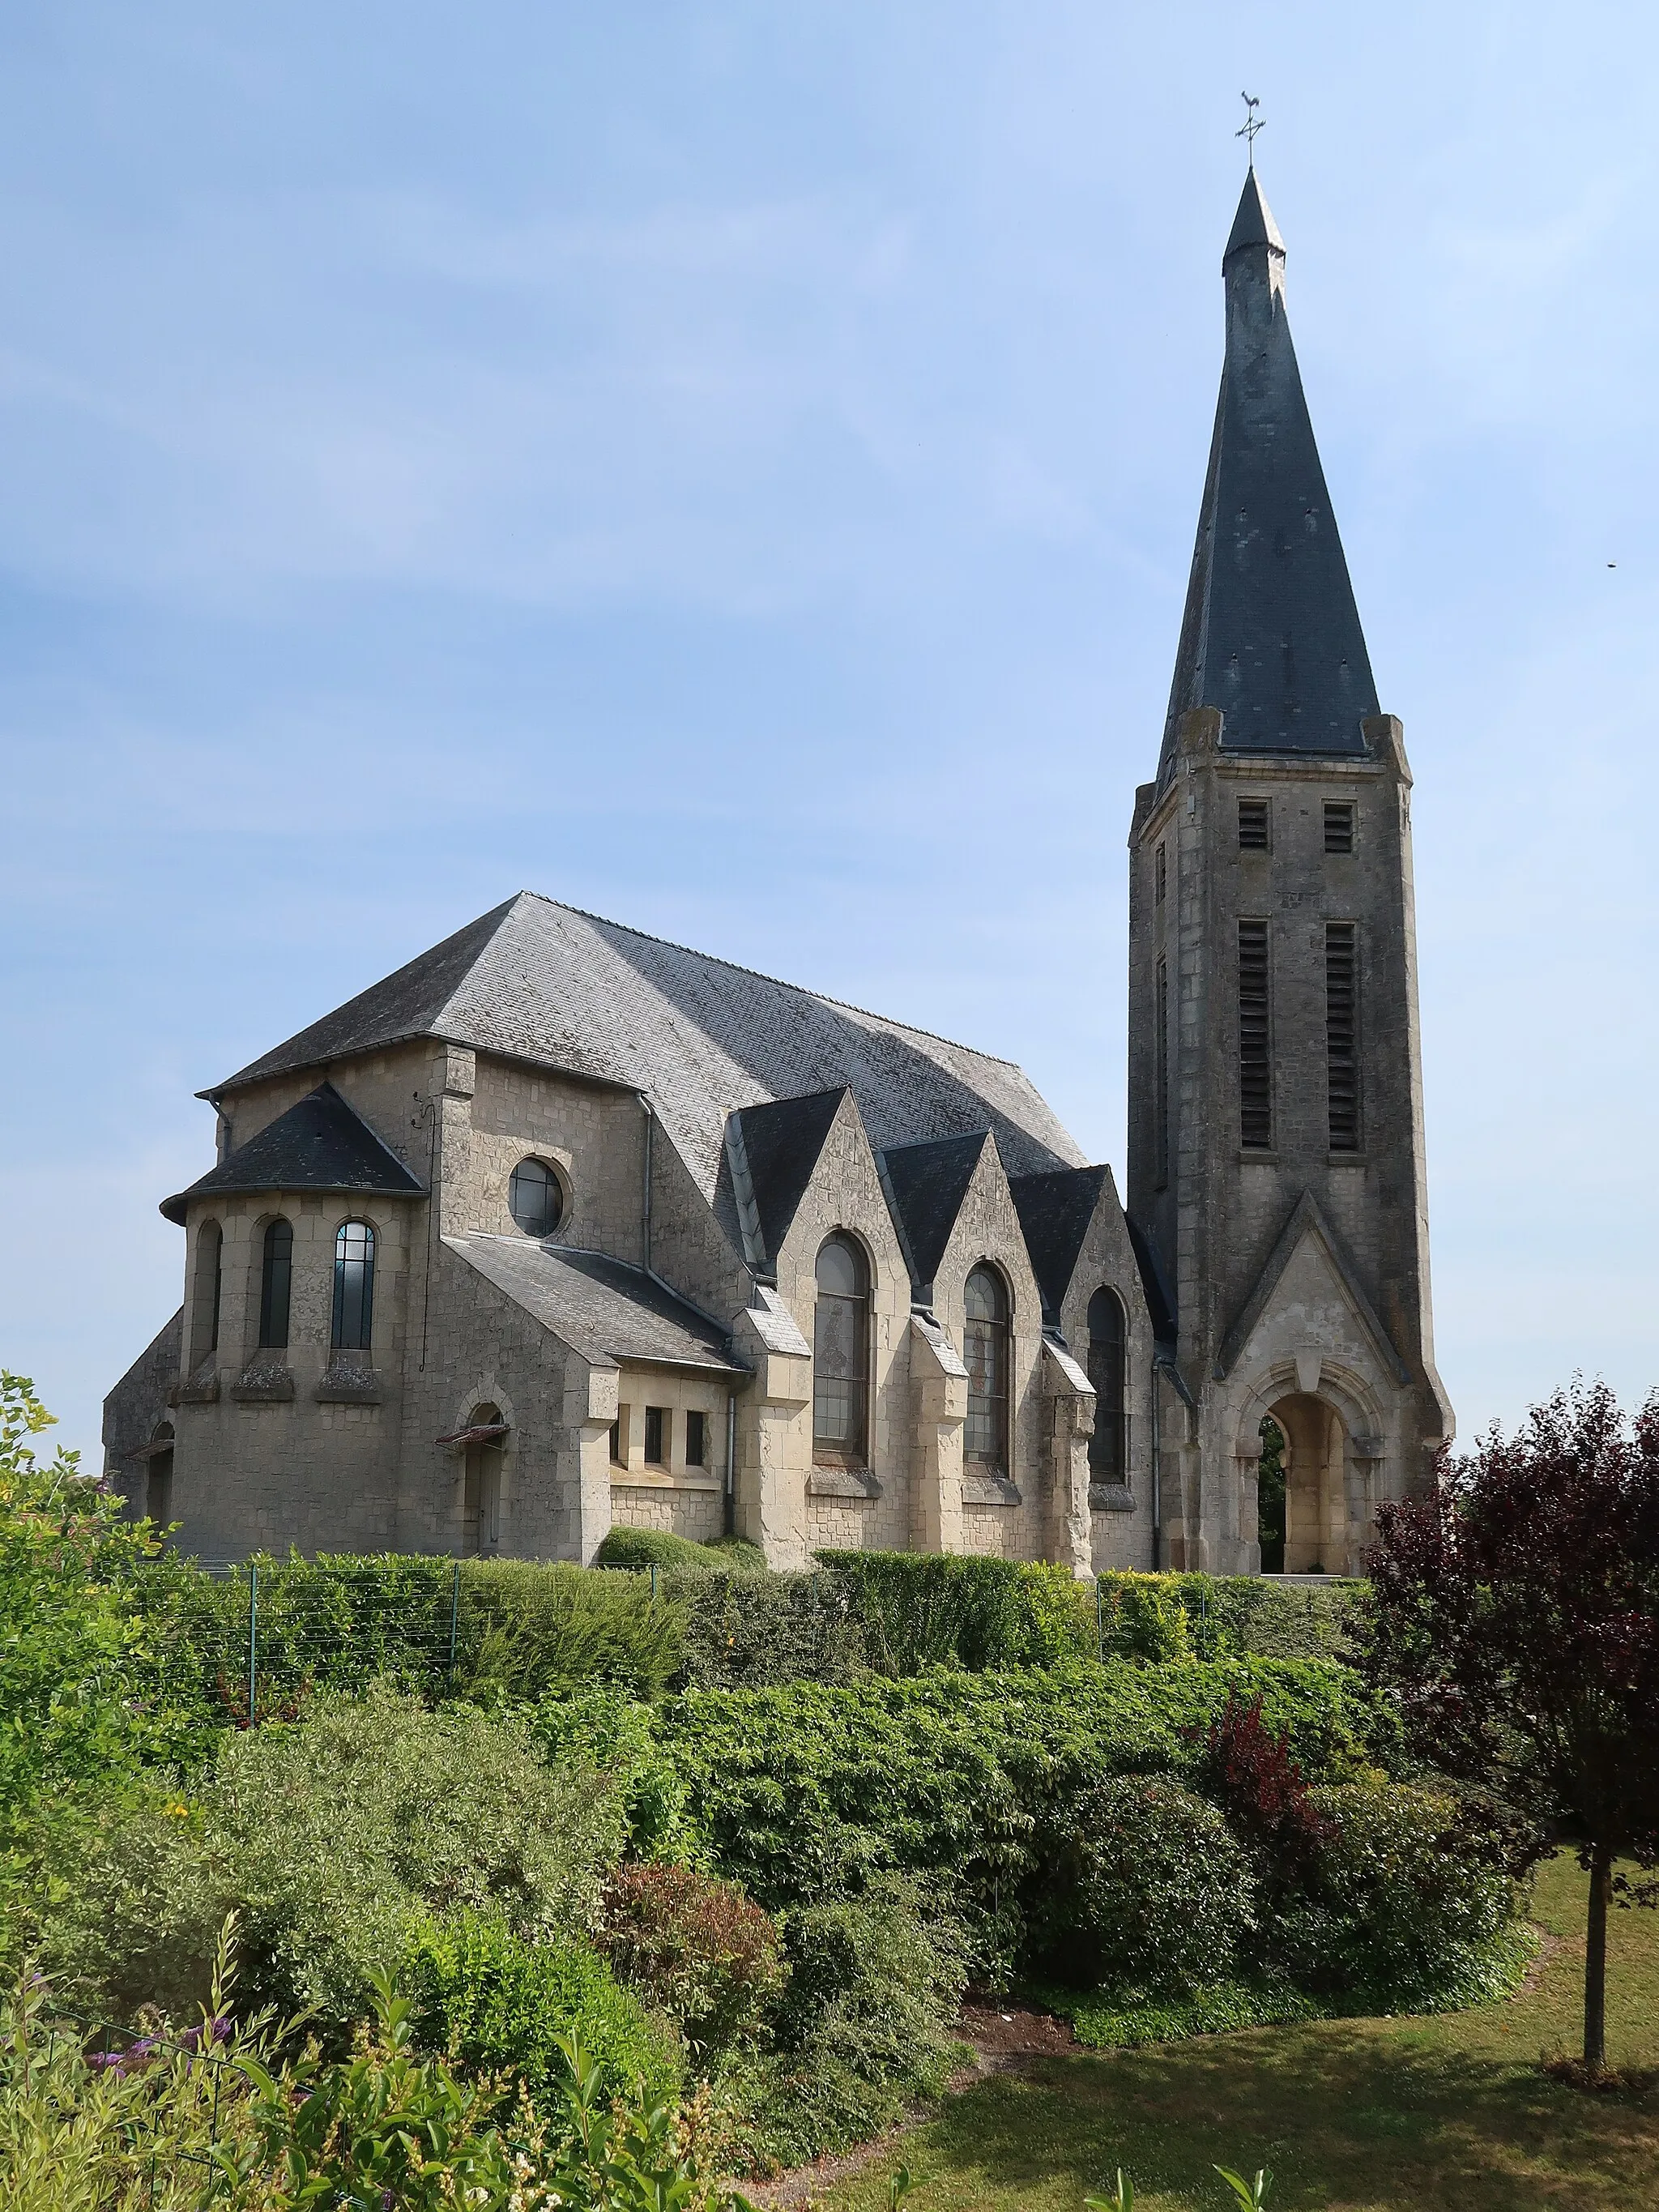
[{"xmin": 814, "ymin": 1855, "xmax": 1659, "ymax": 2212}]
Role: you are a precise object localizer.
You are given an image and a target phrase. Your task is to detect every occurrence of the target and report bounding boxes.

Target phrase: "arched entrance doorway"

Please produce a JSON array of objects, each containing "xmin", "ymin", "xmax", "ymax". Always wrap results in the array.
[
  {"xmin": 1259, "ymin": 1391, "xmax": 1349, "ymax": 1574},
  {"xmin": 462, "ymin": 1405, "xmax": 506, "ymax": 1557}
]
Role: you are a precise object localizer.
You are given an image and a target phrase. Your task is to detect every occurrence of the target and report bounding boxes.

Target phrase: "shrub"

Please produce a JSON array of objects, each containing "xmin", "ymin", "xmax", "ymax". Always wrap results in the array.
[
  {"xmin": 816, "ymin": 1551, "xmax": 1094, "ymax": 1673},
  {"xmin": 1276, "ymin": 1779, "xmax": 1521, "ymax": 2009},
  {"xmin": 1194, "ymin": 1691, "xmax": 1336, "ymax": 1895},
  {"xmin": 642, "ymin": 1656, "xmax": 1385, "ymax": 1981},
  {"xmin": 738, "ymin": 1877, "xmax": 966, "ymax": 2167},
  {"xmin": 455, "ymin": 1558, "xmax": 685, "ymax": 1702},
  {"xmin": 408, "ymin": 1912, "xmax": 679, "ymax": 2112},
  {"xmin": 0, "ymin": 1374, "xmax": 173, "ymax": 1875},
  {"xmin": 44, "ymin": 1683, "xmax": 626, "ymax": 2029},
  {"xmin": 598, "ymin": 1862, "xmax": 786, "ymax": 2058},
  {"xmin": 1042, "ymin": 1775, "xmax": 1257, "ymax": 1992},
  {"xmin": 595, "ymin": 1528, "xmax": 726, "ymax": 1574},
  {"xmin": 675, "ymin": 1568, "xmax": 868, "ymax": 1688},
  {"xmin": 1097, "ymin": 1573, "xmax": 1193, "ymax": 1663}
]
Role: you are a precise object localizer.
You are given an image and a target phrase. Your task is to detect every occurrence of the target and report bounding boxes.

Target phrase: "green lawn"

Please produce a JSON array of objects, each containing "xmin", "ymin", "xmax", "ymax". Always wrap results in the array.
[{"xmin": 816, "ymin": 1855, "xmax": 1659, "ymax": 2212}]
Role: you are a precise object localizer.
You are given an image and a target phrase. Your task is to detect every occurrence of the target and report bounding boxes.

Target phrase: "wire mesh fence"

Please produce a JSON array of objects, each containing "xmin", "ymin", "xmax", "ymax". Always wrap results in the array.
[{"xmin": 130, "ymin": 1555, "xmax": 680, "ymax": 1732}]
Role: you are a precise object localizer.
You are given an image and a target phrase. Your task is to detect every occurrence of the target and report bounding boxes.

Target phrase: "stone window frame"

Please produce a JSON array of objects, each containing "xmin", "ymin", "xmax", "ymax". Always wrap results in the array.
[
  {"xmin": 257, "ymin": 1215, "xmax": 293, "ymax": 1352},
  {"xmin": 330, "ymin": 1216, "xmax": 377, "ymax": 1353},
  {"xmin": 812, "ymin": 1229, "xmax": 873, "ymax": 1473},
  {"xmin": 963, "ymin": 1260, "xmax": 1013, "ymax": 1475},
  {"xmin": 507, "ymin": 1155, "xmax": 569, "ymax": 1240}
]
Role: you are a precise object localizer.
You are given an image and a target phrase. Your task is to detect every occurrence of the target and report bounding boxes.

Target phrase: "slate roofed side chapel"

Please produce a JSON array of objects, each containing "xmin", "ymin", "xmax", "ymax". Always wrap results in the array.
[{"xmin": 104, "ymin": 166, "xmax": 1449, "ymax": 1582}]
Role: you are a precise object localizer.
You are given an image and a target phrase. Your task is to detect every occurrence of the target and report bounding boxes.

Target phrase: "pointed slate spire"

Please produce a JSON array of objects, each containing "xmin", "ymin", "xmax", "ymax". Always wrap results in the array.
[{"xmin": 1157, "ymin": 172, "xmax": 1377, "ymax": 784}]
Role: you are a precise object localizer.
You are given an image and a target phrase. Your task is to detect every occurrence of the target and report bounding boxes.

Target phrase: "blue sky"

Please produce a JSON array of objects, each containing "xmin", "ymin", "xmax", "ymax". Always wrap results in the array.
[{"xmin": 3, "ymin": 2, "xmax": 1657, "ymax": 1468}]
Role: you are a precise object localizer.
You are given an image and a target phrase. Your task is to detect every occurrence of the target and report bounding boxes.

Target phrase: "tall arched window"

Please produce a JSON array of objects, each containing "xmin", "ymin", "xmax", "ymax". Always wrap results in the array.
[
  {"xmin": 190, "ymin": 1220, "xmax": 223, "ymax": 1368},
  {"xmin": 812, "ymin": 1234, "xmax": 869, "ymax": 1467},
  {"xmin": 963, "ymin": 1264, "xmax": 1010, "ymax": 1471},
  {"xmin": 258, "ymin": 1219, "xmax": 293, "ymax": 1350},
  {"xmin": 331, "ymin": 1220, "xmax": 376, "ymax": 1352},
  {"xmin": 1086, "ymin": 1287, "xmax": 1127, "ymax": 1484}
]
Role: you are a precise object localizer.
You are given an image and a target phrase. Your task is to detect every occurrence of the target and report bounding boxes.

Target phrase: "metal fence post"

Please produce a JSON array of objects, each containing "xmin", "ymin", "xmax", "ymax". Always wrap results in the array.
[
  {"xmin": 1095, "ymin": 1574, "xmax": 1105, "ymax": 1663},
  {"xmin": 247, "ymin": 1563, "xmax": 258, "ymax": 1727},
  {"xmin": 650, "ymin": 1563, "xmax": 657, "ymax": 1603},
  {"xmin": 448, "ymin": 1558, "xmax": 461, "ymax": 1685}
]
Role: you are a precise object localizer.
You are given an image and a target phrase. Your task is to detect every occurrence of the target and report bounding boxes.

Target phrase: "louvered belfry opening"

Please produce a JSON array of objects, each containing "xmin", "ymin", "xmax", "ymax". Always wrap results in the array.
[
  {"xmin": 1238, "ymin": 797, "xmax": 1270, "ymax": 851},
  {"xmin": 1237, "ymin": 919, "xmax": 1273, "ymax": 1148},
  {"xmin": 1324, "ymin": 801, "xmax": 1354, "ymax": 854},
  {"xmin": 1154, "ymin": 952, "xmax": 1171, "ymax": 1186},
  {"xmin": 1326, "ymin": 922, "xmax": 1361, "ymax": 1151}
]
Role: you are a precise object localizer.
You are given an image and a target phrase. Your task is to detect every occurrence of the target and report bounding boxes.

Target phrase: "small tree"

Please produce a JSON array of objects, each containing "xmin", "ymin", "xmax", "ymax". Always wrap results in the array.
[{"xmin": 1363, "ymin": 1380, "xmax": 1659, "ymax": 2075}]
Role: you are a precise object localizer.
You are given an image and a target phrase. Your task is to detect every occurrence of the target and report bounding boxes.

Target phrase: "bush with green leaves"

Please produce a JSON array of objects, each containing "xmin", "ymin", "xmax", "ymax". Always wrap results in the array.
[
  {"xmin": 594, "ymin": 1527, "xmax": 731, "ymax": 1574},
  {"xmin": 0, "ymin": 1374, "xmax": 175, "ymax": 1890},
  {"xmin": 642, "ymin": 1656, "xmax": 1389, "ymax": 1981},
  {"xmin": 407, "ymin": 1911, "xmax": 679, "ymax": 2112},
  {"xmin": 455, "ymin": 1558, "xmax": 686, "ymax": 1702},
  {"xmin": 734, "ymin": 1877, "xmax": 967, "ymax": 2169},
  {"xmin": 1275, "ymin": 1778, "xmax": 1524, "ymax": 2009},
  {"xmin": 1095, "ymin": 1573, "xmax": 1193, "ymax": 1663},
  {"xmin": 815, "ymin": 1550, "xmax": 1095, "ymax": 1673},
  {"xmin": 43, "ymin": 1683, "xmax": 627, "ymax": 2030},
  {"xmin": 675, "ymin": 1566, "xmax": 868, "ymax": 1688},
  {"xmin": 1041, "ymin": 1774, "xmax": 1257, "ymax": 1992}
]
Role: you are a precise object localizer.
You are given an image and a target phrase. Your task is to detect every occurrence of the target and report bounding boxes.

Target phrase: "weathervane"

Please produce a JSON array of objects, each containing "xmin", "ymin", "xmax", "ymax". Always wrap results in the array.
[{"xmin": 1236, "ymin": 92, "xmax": 1265, "ymax": 169}]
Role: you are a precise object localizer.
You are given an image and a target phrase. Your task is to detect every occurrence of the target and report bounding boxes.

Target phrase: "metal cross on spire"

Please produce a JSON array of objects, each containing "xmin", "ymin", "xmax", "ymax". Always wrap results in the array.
[{"xmin": 1236, "ymin": 92, "xmax": 1265, "ymax": 168}]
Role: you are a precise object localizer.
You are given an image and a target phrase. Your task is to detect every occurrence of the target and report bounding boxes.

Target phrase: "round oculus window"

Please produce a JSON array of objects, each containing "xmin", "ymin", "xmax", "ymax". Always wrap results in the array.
[{"xmin": 509, "ymin": 1158, "xmax": 564, "ymax": 1238}]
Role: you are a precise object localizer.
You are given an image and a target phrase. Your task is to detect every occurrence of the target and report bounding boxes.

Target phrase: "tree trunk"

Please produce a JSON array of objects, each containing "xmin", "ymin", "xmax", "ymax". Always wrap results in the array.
[{"xmin": 1584, "ymin": 1838, "xmax": 1613, "ymax": 2074}]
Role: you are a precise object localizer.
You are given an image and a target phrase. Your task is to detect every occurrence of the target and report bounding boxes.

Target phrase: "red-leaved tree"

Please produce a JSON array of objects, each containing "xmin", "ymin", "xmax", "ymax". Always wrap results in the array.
[{"xmin": 1363, "ymin": 1379, "xmax": 1659, "ymax": 2076}]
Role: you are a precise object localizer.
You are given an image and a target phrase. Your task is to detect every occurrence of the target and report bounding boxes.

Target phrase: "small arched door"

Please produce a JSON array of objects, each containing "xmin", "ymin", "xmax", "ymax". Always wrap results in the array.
[{"xmin": 462, "ymin": 1405, "xmax": 505, "ymax": 1556}]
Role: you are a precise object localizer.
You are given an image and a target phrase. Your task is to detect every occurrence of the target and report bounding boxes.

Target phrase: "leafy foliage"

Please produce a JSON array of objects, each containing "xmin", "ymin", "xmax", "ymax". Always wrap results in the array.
[
  {"xmin": 595, "ymin": 1527, "xmax": 733, "ymax": 1573},
  {"xmin": 408, "ymin": 1911, "xmax": 680, "ymax": 2112},
  {"xmin": 1278, "ymin": 1780, "xmax": 1526, "ymax": 2012},
  {"xmin": 1041, "ymin": 1776, "xmax": 1257, "ymax": 1992},
  {"xmin": 734, "ymin": 1878, "xmax": 966, "ymax": 2169},
  {"xmin": 644, "ymin": 1658, "xmax": 1388, "ymax": 1980},
  {"xmin": 1363, "ymin": 1379, "xmax": 1659, "ymax": 2067},
  {"xmin": 1096, "ymin": 1573, "xmax": 1192, "ymax": 1663},
  {"xmin": 675, "ymin": 1567, "xmax": 868, "ymax": 1688},
  {"xmin": 598, "ymin": 1862, "xmax": 786, "ymax": 2060},
  {"xmin": 0, "ymin": 1374, "xmax": 173, "ymax": 1886},
  {"xmin": 1193, "ymin": 1690, "xmax": 1336, "ymax": 1898},
  {"xmin": 457, "ymin": 1558, "xmax": 686, "ymax": 1702},
  {"xmin": 43, "ymin": 1684, "xmax": 627, "ymax": 2030},
  {"xmin": 815, "ymin": 1551, "xmax": 1094, "ymax": 1673}
]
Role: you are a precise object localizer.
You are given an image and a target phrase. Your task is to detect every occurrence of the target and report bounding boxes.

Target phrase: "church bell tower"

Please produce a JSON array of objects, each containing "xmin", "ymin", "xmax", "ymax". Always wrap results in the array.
[{"xmin": 1127, "ymin": 170, "xmax": 1453, "ymax": 1575}]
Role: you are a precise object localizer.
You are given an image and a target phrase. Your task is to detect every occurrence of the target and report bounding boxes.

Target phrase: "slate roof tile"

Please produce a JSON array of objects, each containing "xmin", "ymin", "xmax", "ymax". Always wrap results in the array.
[
  {"xmin": 207, "ymin": 895, "xmax": 1083, "ymax": 1202},
  {"xmin": 445, "ymin": 1235, "xmax": 746, "ymax": 1375},
  {"xmin": 160, "ymin": 1083, "xmax": 425, "ymax": 1225}
]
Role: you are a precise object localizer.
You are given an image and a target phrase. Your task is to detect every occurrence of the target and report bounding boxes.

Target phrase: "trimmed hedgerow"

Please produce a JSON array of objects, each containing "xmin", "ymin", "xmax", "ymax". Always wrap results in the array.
[
  {"xmin": 813, "ymin": 1551, "xmax": 1094, "ymax": 1674},
  {"xmin": 595, "ymin": 1527, "xmax": 726, "ymax": 1574},
  {"xmin": 456, "ymin": 1558, "xmax": 686, "ymax": 1702}
]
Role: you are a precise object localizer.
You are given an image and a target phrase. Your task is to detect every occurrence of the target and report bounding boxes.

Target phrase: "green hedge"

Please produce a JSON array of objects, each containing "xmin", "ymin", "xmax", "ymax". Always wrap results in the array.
[
  {"xmin": 643, "ymin": 1657, "xmax": 1392, "ymax": 1980},
  {"xmin": 128, "ymin": 1549, "xmax": 1368, "ymax": 1724},
  {"xmin": 814, "ymin": 1551, "xmax": 1095, "ymax": 1673}
]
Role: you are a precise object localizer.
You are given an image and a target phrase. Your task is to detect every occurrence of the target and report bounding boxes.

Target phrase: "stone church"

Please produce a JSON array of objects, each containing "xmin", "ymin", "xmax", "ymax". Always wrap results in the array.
[{"xmin": 104, "ymin": 172, "xmax": 1452, "ymax": 1576}]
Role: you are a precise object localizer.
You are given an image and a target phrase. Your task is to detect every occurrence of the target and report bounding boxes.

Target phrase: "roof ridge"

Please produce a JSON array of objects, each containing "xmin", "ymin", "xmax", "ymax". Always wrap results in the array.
[{"xmin": 514, "ymin": 890, "xmax": 1026, "ymax": 1073}]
